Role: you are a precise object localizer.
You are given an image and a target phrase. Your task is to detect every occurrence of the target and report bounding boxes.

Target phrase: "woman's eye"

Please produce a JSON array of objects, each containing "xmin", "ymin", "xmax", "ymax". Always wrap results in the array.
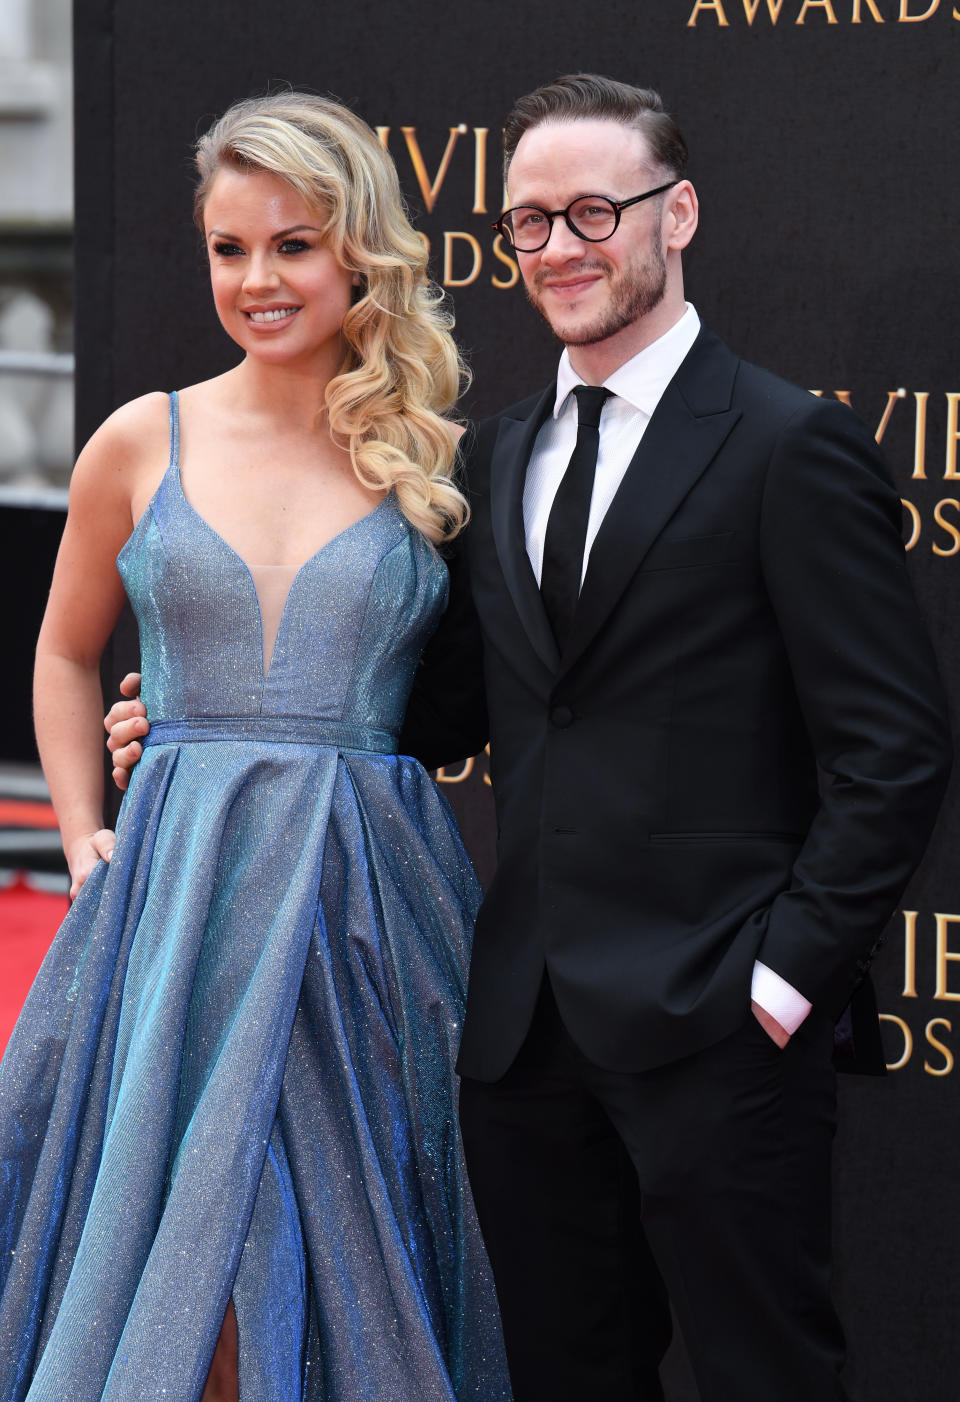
[
  {"xmin": 279, "ymin": 238, "xmax": 310, "ymax": 254},
  {"xmin": 212, "ymin": 241, "xmax": 243, "ymax": 257}
]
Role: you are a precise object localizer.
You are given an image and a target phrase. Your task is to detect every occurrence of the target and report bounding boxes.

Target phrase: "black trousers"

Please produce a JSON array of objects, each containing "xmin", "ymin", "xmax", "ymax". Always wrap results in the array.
[{"xmin": 459, "ymin": 979, "xmax": 848, "ymax": 1402}]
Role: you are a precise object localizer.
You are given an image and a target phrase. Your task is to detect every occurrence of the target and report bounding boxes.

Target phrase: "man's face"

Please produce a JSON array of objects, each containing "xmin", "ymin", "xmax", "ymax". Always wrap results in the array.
[{"xmin": 505, "ymin": 119, "xmax": 668, "ymax": 348}]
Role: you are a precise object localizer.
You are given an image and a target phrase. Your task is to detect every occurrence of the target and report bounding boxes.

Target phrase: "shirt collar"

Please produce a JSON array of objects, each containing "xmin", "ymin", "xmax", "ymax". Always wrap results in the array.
[{"xmin": 553, "ymin": 303, "xmax": 702, "ymax": 420}]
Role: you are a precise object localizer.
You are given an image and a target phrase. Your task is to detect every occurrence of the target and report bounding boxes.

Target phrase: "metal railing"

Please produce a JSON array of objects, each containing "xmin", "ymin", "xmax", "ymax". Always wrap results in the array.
[{"xmin": 0, "ymin": 349, "xmax": 74, "ymax": 508}]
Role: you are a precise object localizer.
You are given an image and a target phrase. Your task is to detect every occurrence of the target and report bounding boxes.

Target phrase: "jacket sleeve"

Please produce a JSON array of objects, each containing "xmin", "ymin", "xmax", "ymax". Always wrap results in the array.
[
  {"xmin": 398, "ymin": 430, "xmax": 490, "ymax": 771},
  {"xmin": 755, "ymin": 395, "xmax": 952, "ymax": 1016}
]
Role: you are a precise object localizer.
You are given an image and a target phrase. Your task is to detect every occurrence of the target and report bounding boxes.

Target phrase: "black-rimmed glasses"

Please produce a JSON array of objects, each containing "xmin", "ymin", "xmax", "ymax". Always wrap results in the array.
[{"xmin": 493, "ymin": 183, "xmax": 679, "ymax": 253}]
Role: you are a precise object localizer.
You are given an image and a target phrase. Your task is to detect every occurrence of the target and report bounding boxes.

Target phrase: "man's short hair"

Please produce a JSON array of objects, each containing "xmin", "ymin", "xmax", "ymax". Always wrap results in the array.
[{"xmin": 502, "ymin": 74, "xmax": 688, "ymax": 183}]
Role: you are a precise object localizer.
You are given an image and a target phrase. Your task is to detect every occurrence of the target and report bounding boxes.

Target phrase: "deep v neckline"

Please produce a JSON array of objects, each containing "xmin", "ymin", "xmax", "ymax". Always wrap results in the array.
[
  {"xmin": 172, "ymin": 463, "xmax": 392, "ymax": 586},
  {"xmin": 172, "ymin": 464, "xmax": 393, "ymax": 681}
]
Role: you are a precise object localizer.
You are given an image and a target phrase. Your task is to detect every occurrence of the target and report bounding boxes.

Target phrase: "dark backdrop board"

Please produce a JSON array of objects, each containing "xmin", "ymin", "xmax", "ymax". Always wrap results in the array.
[
  {"xmin": 0, "ymin": 507, "xmax": 66, "ymax": 764},
  {"xmin": 73, "ymin": 3, "xmax": 960, "ymax": 1398}
]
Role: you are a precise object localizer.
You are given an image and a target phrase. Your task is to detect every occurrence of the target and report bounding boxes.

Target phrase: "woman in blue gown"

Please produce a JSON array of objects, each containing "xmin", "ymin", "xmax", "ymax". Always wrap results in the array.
[{"xmin": 0, "ymin": 93, "xmax": 511, "ymax": 1402}]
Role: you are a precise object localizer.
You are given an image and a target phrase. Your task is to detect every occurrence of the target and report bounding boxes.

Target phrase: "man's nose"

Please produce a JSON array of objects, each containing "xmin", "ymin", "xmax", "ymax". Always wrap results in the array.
[{"xmin": 540, "ymin": 216, "xmax": 588, "ymax": 266}]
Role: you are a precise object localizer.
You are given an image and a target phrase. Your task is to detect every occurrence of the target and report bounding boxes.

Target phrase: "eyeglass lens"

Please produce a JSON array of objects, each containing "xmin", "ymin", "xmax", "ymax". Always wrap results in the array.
[{"xmin": 502, "ymin": 197, "xmax": 618, "ymax": 250}]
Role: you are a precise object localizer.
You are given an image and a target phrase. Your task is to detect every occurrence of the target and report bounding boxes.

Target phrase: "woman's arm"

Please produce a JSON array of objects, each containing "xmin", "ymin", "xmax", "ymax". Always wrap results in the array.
[{"xmin": 34, "ymin": 395, "xmax": 165, "ymax": 896}]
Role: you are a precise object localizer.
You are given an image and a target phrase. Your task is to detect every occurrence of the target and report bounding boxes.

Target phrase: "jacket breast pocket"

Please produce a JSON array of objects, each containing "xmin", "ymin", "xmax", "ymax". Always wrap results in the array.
[
  {"xmin": 649, "ymin": 830, "xmax": 805, "ymax": 845},
  {"xmin": 641, "ymin": 531, "xmax": 736, "ymax": 572}
]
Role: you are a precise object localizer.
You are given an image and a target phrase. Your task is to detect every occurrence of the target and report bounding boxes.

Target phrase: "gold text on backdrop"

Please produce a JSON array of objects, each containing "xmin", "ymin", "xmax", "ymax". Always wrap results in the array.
[
  {"xmin": 435, "ymin": 747, "xmax": 493, "ymax": 787},
  {"xmin": 816, "ymin": 389, "xmax": 960, "ymax": 556},
  {"xmin": 377, "ymin": 126, "xmax": 517, "ymax": 288},
  {"xmin": 686, "ymin": 0, "xmax": 959, "ymax": 24},
  {"xmin": 876, "ymin": 910, "xmax": 958, "ymax": 1073}
]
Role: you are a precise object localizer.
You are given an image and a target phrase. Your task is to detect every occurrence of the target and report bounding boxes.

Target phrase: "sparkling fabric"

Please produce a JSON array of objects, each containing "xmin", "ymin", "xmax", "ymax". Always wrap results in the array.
[{"xmin": 0, "ymin": 394, "xmax": 512, "ymax": 1402}]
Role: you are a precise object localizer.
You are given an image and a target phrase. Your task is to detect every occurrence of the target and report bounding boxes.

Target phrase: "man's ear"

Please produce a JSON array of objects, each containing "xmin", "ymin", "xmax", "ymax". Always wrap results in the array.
[{"xmin": 665, "ymin": 180, "xmax": 698, "ymax": 252}]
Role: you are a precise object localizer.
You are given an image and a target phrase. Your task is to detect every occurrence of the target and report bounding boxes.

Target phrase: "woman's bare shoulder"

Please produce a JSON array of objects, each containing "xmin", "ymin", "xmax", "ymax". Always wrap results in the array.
[
  {"xmin": 80, "ymin": 391, "xmax": 172, "ymax": 469},
  {"xmin": 86, "ymin": 375, "xmax": 230, "ymax": 462}
]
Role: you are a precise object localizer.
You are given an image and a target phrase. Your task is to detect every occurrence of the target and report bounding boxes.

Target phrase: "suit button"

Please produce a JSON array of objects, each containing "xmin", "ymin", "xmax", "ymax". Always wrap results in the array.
[{"xmin": 550, "ymin": 705, "xmax": 574, "ymax": 728}]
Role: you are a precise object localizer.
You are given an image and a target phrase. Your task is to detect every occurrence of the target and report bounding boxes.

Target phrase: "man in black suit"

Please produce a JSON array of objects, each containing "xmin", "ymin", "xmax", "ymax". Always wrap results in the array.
[
  {"xmin": 400, "ymin": 74, "xmax": 951, "ymax": 1402},
  {"xmin": 108, "ymin": 75, "xmax": 950, "ymax": 1402}
]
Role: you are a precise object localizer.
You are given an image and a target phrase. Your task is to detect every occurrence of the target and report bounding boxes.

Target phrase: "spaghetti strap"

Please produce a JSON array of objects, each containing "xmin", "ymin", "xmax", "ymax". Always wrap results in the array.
[{"xmin": 168, "ymin": 390, "xmax": 180, "ymax": 469}]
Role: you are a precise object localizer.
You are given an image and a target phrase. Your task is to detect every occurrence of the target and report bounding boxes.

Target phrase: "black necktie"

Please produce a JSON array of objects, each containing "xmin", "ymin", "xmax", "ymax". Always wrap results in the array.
[{"xmin": 539, "ymin": 384, "xmax": 612, "ymax": 650}]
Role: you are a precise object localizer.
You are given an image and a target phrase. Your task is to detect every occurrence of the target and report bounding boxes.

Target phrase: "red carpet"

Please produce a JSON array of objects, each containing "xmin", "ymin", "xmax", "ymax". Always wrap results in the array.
[
  {"xmin": 0, "ymin": 874, "xmax": 68, "ymax": 1055},
  {"xmin": 0, "ymin": 799, "xmax": 60, "ymax": 829}
]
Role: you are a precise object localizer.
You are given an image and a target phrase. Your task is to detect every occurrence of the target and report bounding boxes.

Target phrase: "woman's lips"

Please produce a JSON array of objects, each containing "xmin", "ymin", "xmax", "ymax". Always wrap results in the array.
[{"xmin": 243, "ymin": 306, "xmax": 301, "ymax": 326}]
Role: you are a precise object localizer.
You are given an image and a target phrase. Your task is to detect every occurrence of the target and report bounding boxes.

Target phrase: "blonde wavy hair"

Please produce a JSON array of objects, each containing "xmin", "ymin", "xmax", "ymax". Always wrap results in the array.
[{"xmin": 194, "ymin": 92, "xmax": 469, "ymax": 543}]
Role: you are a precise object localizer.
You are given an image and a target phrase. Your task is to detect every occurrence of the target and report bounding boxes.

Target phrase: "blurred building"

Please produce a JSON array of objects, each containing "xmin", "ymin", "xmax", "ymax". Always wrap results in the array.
[{"xmin": 0, "ymin": 0, "xmax": 73, "ymax": 499}]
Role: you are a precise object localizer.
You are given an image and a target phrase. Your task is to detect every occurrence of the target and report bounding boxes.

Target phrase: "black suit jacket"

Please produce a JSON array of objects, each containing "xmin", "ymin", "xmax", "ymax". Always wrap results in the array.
[{"xmin": 402, "ymin": 326, "xmax": 952, "ymax": 1082}]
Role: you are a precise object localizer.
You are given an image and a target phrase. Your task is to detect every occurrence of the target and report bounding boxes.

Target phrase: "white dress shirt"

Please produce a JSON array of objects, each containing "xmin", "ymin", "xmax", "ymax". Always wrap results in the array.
[
  {"xmin": 523, "ymin": 304, "xmax": 701, "ymax": 587},
  {"xmin": 523, "ymin": 303, "xmax": 812, "ymax": 1037}
]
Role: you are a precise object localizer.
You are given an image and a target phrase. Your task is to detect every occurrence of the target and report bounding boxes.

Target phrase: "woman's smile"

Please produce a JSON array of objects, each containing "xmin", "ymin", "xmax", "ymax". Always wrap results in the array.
[{"xmin": 242, "ymin": 304, "xmax": 302, "ymax": 327}]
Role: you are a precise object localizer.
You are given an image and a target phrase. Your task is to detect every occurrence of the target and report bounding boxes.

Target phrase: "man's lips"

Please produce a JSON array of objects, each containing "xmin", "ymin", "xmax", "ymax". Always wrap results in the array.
[{"xmin": 537, "ymin": 273, "xmax": 604, "ymax": 298}]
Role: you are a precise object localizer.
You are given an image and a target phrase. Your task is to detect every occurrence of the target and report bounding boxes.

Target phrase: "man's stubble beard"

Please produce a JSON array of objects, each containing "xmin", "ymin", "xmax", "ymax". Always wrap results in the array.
[{"xmin": 526, "ymin": 215, "xmax": 667, "ymax": 349}]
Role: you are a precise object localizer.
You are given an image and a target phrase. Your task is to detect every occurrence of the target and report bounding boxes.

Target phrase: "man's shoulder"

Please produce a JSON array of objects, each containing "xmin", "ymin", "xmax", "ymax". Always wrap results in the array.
[
  {"xmin": 707, "ymin": 333, "xmax": 892, "ymax": 493},
  {"xmin": 703, "ymin": 329, "xmax": 849, "ymax": 432},
  {"xmin": 734, "ymin": 356, "xmax": 825, "ymax": 416}
]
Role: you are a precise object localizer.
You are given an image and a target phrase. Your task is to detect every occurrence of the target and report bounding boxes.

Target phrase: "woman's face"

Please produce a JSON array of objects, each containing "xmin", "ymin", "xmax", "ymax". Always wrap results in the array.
[{"xmin": 202, "ymin": 166, "xmax": 357, "ymax": 369}]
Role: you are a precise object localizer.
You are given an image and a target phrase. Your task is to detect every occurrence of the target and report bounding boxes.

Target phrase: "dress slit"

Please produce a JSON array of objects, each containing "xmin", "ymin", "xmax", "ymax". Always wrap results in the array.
[{"xmin": 200, "ymin": 1299, "xmax": 238, "ymax": 1402}]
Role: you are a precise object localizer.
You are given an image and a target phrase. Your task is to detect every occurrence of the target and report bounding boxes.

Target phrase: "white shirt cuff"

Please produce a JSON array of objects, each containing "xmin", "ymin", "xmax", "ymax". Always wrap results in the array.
[{"xmin": 751, "ymin": 960, "xmax": 812, "ymax": 1035}]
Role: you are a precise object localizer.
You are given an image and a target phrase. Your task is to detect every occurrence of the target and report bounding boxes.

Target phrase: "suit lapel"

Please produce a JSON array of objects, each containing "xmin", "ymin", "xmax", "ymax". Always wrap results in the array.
[
  {"xmin": 558, "ymin": 327, "xmax": 742, "ymax": 679},
  {"xmin": 489, "ymin": 385, "xmax": 560, "ymax": 672}
]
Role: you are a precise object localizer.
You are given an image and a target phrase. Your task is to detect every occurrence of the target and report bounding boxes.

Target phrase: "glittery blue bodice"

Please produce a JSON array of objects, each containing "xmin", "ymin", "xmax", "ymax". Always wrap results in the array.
[
  {"xmin": 118, "ymin": 459, "xmax": 446, "ymax": 738},
  {"xmin": 0, "ymin": 399, "xmax": 511, "ymax": 1402}
]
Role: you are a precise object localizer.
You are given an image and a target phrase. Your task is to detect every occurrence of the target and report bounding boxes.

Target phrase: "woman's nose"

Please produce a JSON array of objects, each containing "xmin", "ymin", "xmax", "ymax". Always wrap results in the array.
[{"xmin": 243, "ymin": 252, "xmax": 281, "ymax": 291}]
